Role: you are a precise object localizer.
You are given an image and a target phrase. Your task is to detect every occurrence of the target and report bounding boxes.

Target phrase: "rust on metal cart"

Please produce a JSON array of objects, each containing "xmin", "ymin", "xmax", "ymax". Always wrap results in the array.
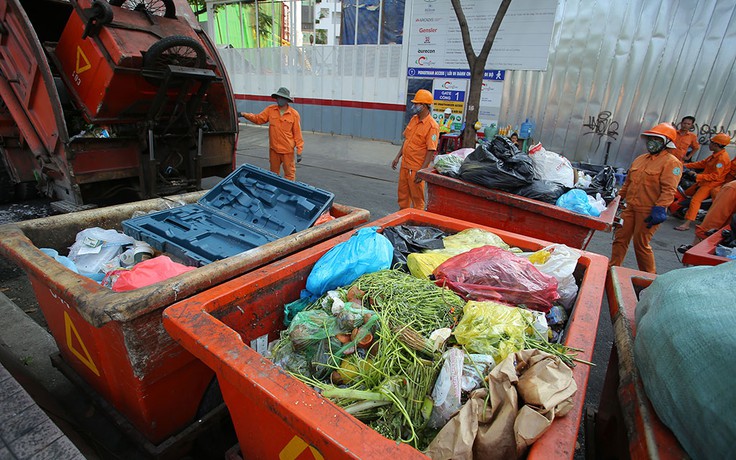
[
  {"xmin": 600, "ymin": 266, "xmax": 688, "ymax": 459},
  {"xmin": 0, "ymin": 194, "xmax": 369, "ymax": 447},
  {"xmin": 682, "ymin": 225, "xmax": 732, "ymax": 266},
  {"xmin": 417, "ymin": 167, "xmax": 620, "ymax": 250},
  {"xmin": 163, "ymin": 209, "xmax": 609, "ymax": 460}
]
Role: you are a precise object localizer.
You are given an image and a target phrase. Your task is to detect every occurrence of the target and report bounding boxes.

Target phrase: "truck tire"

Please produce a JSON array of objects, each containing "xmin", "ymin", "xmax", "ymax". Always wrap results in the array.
[
  {"xmin": 108, "ymin": 0, "xmax": 176, "ymax": 19},
  {"xmin": 142, "ymin": 35, "xmax": 207, "ymax": 84}
]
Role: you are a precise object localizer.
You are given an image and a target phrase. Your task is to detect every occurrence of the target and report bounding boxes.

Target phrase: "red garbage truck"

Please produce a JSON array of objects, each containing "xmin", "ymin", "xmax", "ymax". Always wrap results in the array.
[{"xmin": 0, "ymin": 0, "xmax": 237, "ymax": 208}]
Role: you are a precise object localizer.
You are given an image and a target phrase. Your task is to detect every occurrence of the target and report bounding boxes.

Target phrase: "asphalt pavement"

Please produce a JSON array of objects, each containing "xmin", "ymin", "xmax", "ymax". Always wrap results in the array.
[{"xmin": 0, "ymin": 123, "xmax": 696, "ymax": 458}]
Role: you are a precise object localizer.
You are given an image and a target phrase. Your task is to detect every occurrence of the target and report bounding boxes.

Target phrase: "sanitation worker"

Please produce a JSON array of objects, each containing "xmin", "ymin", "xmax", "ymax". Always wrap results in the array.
[
  {"xmin": 391, "ymin": 89, "xmax": 439, "ymax": 210},
  {"xmin": 610, "ymin": 123, "xmax": 682, "ymax": 273},
  {"xmin": 439, "ymin": 108, "xmax": 454, "ymax": 133},
  {"xmin": 673, "ymin": 115, "xmax": 700, "ymax": 163},
  {"xmin": 240, "ymin": 87, "xmax": 304, "ymax": 181},
  {"xmin": 674, "ymin": 133, "xmax": 731, "ymax": 232},
  {"xmin": 677, "ymin": 180, "xmax": 736, "ymax": 252}
]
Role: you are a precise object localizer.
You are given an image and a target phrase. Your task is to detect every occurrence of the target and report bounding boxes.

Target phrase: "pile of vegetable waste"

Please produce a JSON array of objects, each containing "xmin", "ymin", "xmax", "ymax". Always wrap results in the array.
[{"xmin": 270, "ymin": 225, "xmax": 589, "ymax": 453}]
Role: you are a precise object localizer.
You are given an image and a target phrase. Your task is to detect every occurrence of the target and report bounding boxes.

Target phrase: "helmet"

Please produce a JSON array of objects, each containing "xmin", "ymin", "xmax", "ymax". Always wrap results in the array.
[
  {"xmin": 711, "ymin": 133, "xmax": 731, "ymax": 147},
  {"xmin": 411, "ymin": 89, "xmax": 433, "ymax": 105},
  {"xmin": 444, "ymin": 108, "xmax": 452, "ymax": 115},
  {"xmin": 641, "ymin": 123, "xmax": 677, "ymax": 148}
]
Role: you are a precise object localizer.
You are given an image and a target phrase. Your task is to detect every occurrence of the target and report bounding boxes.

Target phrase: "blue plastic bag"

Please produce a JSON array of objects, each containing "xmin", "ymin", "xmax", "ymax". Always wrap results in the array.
[
  {"xmin": 555, "ymin": 189, "xmax": 601, "ymax": 217},
  {"xmin": 302, "ymin": 227, "xmax": 393, "ymax": 300}
]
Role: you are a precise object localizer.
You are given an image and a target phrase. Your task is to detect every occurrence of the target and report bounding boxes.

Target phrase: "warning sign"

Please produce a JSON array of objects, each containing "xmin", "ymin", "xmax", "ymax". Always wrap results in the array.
[
  {"xmin": 75, "ymin": 47, "xmax": 91, "ymax": 74},
  {"xmin": 64, "ymin": 311, "xmax": 100, "ymax": 376},
  {"xmin": 279, "ymin": 436, "xmax": 324, "ymax": 460}
]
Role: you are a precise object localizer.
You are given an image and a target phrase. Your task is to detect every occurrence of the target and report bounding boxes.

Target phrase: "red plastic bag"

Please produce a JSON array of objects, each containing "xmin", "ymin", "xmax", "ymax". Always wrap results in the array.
[
  {"xmin": 111, "ymin": 256, "xmax": 196, "ymax": 292},
  {"xmin": 433, "ymin": 246, "xmax": 559, "ymax": 312}
]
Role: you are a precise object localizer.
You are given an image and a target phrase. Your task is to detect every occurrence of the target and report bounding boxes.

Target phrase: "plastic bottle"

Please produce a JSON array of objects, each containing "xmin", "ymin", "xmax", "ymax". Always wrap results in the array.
[
  {"xmin": 520, "ymin": 118, "xmax": 533, "ymax": 139},
  {"xmin": 484, "ymin": 123, "xmax": 498, "ymax": 140}
]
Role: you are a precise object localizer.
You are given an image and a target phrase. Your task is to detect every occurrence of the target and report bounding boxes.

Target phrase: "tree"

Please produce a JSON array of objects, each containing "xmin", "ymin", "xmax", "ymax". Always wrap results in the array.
[
  {"xmin": 188, "ymin": 0, "xmax": 275, "ymax": 46},
  {"xmin": 450, "ymin": 0, "xmax": 512, "ymax": 148}
]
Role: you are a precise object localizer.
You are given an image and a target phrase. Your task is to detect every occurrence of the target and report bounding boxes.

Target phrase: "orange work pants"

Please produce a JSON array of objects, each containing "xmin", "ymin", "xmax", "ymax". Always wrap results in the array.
[
  {"xmin": 609, "ymin": 208, "xmax": 660, "ymax": 274},
  {"xmin": 398, "ymin": 168, "xmax": 426, "ymax": 210},
  {"xmin": 683, "ymin": 183, "xmax": 718, "ymax": 221},
  {"xmin": 695, "ymin": 181, "xmax": 736, "ymax": 240},
  {"xmin": 269, "ymin": 148, "xmax": 296, "ymax": 181}
]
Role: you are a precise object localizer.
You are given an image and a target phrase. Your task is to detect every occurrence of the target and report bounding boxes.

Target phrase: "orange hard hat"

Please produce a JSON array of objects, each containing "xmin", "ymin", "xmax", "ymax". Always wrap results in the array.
[
  {"xmin": 711, "ymin": 133, "xmax": 731, "ymax": 147},
  {"xmin": 641, "ymin": 123, "xmax": 677, "ymax": 148},
  {"xmin": 411, "ymin": 89, "xmax": 433, "ymax": 105}
]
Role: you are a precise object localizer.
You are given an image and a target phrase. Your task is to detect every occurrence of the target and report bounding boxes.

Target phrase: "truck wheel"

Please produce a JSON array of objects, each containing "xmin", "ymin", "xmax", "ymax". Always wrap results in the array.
[
  {"xmin": 142, "ymin": 35, "xmax": 206, "ymax": 84},
  {"xmin": 108, "ymin": 0, "xmax": 176, "ymax": 18}
]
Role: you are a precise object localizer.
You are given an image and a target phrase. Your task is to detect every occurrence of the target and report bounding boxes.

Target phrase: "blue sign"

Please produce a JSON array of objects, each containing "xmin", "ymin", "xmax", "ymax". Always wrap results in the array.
[
  {"xmin": 433, "ymin": 89, "xmax": 465, "ymax": 102},
  {"xmin": 407, "ymin": 68, "xmax": 505, "ymax": 80}
]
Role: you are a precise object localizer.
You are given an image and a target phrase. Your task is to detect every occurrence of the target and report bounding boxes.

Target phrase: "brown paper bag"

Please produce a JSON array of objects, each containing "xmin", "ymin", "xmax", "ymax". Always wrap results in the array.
[{"xmin": 425, "ymin": 349, "xmax": 576, "ymax": 460}]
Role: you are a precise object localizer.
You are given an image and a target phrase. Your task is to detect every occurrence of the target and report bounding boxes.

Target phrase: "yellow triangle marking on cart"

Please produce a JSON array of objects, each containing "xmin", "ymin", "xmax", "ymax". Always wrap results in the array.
[
  {"xmin": 75, "ymin": 47, "xmax": 91, "ymax": 74},
  {"xmin": 64, "ymin": 311, "xmax": 100, "ymax": 376},
  {"xmin": 279, "ymin": 436, "xmax": 324, "ymax": 460}
]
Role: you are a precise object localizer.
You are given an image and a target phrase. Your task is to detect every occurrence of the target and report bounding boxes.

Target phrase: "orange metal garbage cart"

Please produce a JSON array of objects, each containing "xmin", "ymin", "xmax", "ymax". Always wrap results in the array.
[
  {"xmin": 0, "ymin": 192, "xmax": 368, "ymax": 453},
  {"xmin": 682, "ymin": 225, "xmax": 732, "ymax": 266},
  {"xmin": 595, "ymin": 266, "xmax": 687, "ymax": 459},
  {"xmin": 163, "ymin": 209, "xmax": 608, "ymax": 460},
  {"xmin": 417, "ymin": 167, "xmax": 620, "ymax": 249}
]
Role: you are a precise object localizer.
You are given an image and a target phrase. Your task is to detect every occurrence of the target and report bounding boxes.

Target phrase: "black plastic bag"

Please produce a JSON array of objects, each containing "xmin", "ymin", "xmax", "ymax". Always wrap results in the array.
[
  {"xmin": 572, "ymin": 163, "xmax": 616, "ymax": 202},
  {"xmin": 459, "ymin": 137, "xmax": 534, "ymax": 192},
  {"xmin": 516, "ymin": 180, "xmax": 570, "ymax": 204},
  {"xmin": 382, "ymin": 225, "xmax": 448, "ymax": 270},
  {"xmin": 720, "ymin": 213, "xmax": 736, "ymax": 248}
]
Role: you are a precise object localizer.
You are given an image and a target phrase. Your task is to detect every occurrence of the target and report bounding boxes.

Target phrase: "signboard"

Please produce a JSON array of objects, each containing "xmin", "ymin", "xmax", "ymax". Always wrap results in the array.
[
  {"xmin": 432, "ymin": 79, "xmax": 466, "ymax": 131},
  {"xmin": 407, "ymin": 0, "xmax": 557, "ymax": 77},
  {"xmin": 478, "ymin": 80, "xmax": 504, "ymax": 127}
]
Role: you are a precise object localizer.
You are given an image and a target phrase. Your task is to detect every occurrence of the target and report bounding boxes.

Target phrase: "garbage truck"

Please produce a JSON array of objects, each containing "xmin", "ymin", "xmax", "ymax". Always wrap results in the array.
[{"xmin": 0, "ymin": 0, "xmax": 237, "ymax": 208}]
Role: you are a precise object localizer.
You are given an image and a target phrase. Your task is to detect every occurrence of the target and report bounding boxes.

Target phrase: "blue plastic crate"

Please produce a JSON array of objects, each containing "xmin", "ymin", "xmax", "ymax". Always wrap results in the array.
[{"xmin": 122, "ymin": 164, "xmax": 335, "ymax": 266}]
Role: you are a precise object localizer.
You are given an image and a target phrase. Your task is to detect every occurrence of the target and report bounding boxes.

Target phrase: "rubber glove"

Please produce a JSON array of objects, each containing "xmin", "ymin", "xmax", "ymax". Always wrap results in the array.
[{"xmin": 644, "ymin": 206, "xmax": 667, "ymax": 228}]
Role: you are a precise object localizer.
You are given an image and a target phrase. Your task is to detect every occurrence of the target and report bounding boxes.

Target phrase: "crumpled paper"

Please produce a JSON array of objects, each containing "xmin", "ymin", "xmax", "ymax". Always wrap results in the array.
[{"xmin": 425, "ymin": 349, "xmax": 576, "ymax": 460}]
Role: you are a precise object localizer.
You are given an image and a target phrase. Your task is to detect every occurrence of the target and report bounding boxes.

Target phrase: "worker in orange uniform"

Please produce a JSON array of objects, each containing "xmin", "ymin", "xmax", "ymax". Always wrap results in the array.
[
  {"xmin": 610, "ymin": 123, "xmax": 682, "ymax": 273},
  {"xmin": 673, "ymin": 116, "xmax": 700, "ymax": 163},
  {"xmin": 674, "ymin": 133, "xmax": 731, "ymax": 232},
  {"xmin": 709, "ymin": 154, "xmax": 736, "ymax": 198},
  {"xmin": 677, "ymin": 180, "xmax": 736, "ymax": 253},
  {"xmin": 391, "ymin": 89, "xmax": 439, "ymax": 209},
  {"xmin": 240, "ymin": 87, "xmax": 304, "ymax": 181}
]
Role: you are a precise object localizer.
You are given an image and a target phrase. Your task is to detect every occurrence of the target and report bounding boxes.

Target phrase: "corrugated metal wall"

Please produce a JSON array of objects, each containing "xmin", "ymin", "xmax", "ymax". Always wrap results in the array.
[{"xmin": 501, "ymin": 0, "xmax": 736, "ymax": 167}]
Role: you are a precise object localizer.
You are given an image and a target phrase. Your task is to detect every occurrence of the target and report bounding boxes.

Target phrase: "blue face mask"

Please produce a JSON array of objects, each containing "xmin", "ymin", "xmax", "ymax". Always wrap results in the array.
[{"xmin": 276, "ymin": 98, "xmax": 288, "ymax": 107}]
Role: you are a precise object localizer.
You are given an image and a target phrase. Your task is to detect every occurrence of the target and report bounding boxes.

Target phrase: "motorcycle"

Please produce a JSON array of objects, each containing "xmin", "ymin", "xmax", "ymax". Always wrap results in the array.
[{"xmin": 668, "ymin": 168, "xmax": 712, "ymax": 221}]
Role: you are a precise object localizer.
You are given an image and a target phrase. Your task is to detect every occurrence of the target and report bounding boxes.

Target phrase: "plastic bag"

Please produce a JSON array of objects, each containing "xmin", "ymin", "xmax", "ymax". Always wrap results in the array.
[
  {"xmin": 453, "ymin": 301, "xmax": 534, "ymax": 363},
  {"xmin": 68, "ymin": 227, "xmax": 136, "ymax": 275},
  {"xmin": 527, "ymin": 143, "xmax": 575, "ymax": 187},
  {"xmin": 516, "ymin": 180, "xmax": 569, "ymax": 204},
  {"xmin": 382, "ymin": 225, "xmax": 447, "ymax": 270},
  {"xmin": 459, "ymin": 138, "xmax": 535, "ymax": 192},
  {"xmin": 440, "ymin": 228, "xmax": 509, "ymax": 251},
  {"xmin": 556, "ymin": 189, "xmax": 602, "ymax": 217},
  {"xmin": 433, "ymin": 154, "xmax": 465, "ymax": 177},
  {"xmin": 303, "ymin": 227, "xmax": 393, "ymax": 300},
  {"xmin": 428, "ymin": 347, "xmax": 465, "ymax": 429},
  {"xmin": 635, "ymin": 263, "xmax": 736, "ymax": 460},
  {"xmin": 573, "ymin": 163, "xmax": 616, "ymax": 201},
  {"xmin": 525, "ymin": 245, "xmax": 581, "ymax": 310},
  {"xmin": 433, "ymin": 246, "xmax": 560, "ymax": 311},
  {"xmin": 407, "ymin": 252, "xmax": 453, "ymax": 279},
  {"xmin": 109, "ymin": 255, "xmax": 195, "ymax": 292},
  {"xmin": 40, "ymin": 248, "xmax": 79, "ymax": 274},
  {"xmin": 588, "ymin": 193, "xmax": 607, "ymax": 214},
  {"xmin": 462, "ymin": 353, "xmax": 496, "ymax": 392}
]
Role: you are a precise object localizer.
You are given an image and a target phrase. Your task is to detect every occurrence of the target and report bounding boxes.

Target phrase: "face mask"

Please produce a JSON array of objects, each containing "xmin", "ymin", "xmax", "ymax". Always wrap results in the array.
[
  {"xmin": 276, "ymin": 98, "xmax": 288, "ymax": 107},
  {"xmin": 411, "ymin": 104, "xmax": 423, "ymax": 114},
  {"xmin": 646, "ymin": 138, "xmax": 665, "ymax": 154}
]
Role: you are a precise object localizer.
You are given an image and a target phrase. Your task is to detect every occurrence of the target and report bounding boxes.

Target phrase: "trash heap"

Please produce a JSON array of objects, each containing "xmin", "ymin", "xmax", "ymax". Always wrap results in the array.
[
  {"xmin": 269, "ymin": 225, "xmax": 587, "ymax": 458},
  {"xmin": 432, "ymin": 135, "xmax": 615, "ymax": 217}
]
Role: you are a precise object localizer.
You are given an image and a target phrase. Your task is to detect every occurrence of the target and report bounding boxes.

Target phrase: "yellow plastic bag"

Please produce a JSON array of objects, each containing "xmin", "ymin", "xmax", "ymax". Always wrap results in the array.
[
  {"xmin": 407, "ymin": 252, "xmax": 453, "ymax": 279},
  {"xmin": 441, "ymin": 228, "xmax": 509, "ymax": 251},
  {"xmin": 453, "ymin": 301, "xmax": 534, "ymax": 363}
]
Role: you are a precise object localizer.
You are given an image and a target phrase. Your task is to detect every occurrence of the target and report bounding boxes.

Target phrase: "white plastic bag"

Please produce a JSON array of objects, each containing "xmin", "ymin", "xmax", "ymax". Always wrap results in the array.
[
  {"xmin": 428, "ymin": 347, "xmax": 465, "ymax": 429},
  {"xmin": 528, "ymin": 143, "xmax": 575, "ymax": 187},
  {"xmin": 461, "ymin": 353, "xmax": 496, "ymax": 392},
  {"xmin": 68, "ymin": 227, "xmax": 135, "ymax": 275},
  {"xmin": 525, "ymin": 244, "xmax": 581, "ymax": 310},
  {"xmin": 588, "ymin": 193, "xmax": 607, "ymax": 214}
]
